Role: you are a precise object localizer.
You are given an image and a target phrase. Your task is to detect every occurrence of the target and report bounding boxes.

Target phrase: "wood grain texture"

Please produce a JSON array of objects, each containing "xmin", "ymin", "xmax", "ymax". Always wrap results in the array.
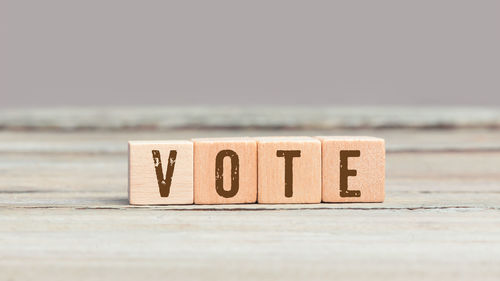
[
  {"xmin": 317, "ymin": 136, "xmax": 385, "ymax": 202},
  {"xmin": 2, "ymin": 106, "xmax": 499, "ymax": 130},
  {"xmin": 128, "ymin": 141, "xmax": 193, "ymax": 205},
  {"xmin": 1, "ymin": 107, "xmax": 500, "ymax": 281},
  {"xmin": 257, "ymin": 137, "xmax": 321, "ymax": 203},
  {"xmin": 193, "ymin": 138, "xmax": 257, "ymax": 204}
]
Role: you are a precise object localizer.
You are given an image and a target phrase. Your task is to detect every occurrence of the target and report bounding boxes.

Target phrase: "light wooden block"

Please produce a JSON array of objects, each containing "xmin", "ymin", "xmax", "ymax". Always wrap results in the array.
[
  {"xmin": 128, "ymin": 140, "xmax": 193, "ymax": 205},
  {"xmin": 256, "ymin": 137, "xmax": 321, "ymax": 204},
  {"xmin": 316, "ymin": 136, "xmax": 385, "ymax": 203},
  {"xmin": 193, "ymin": 138, "xmax": 257, "ymax": 204}
]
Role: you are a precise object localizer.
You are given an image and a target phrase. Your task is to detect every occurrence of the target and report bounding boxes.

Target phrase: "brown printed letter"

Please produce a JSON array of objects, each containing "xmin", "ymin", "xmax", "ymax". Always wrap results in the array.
[
  {"xmin": 276, "ymin": 150, "xmax": 301, "ymax": 197},
  {"xmin": 215, "ymin": 150, "xmax": 239, "ymax": 198},
  {"xmin": 339, "ymin": 150, "xmax": 361, "ymax": 197},
  {"xmin": 152, "ymin": 150, "xmax": 177, "ymax": 197}
]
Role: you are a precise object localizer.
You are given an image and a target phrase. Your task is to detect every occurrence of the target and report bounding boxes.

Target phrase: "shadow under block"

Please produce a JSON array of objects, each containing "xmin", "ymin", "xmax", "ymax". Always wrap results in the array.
[
  {"xmin": 316, "ymin": 136, "xmax": 385, "ymax": 203},
  {"xmin": 193, "ymin": 138, "xmax": 257, "ymax": 204},
  {"xmin": 128, "ymin": 141, "xmax": 193, "ymax": 205},
  {"xmin": 256, "ymin": 137, "xmax": 322, "ymax": 204}
]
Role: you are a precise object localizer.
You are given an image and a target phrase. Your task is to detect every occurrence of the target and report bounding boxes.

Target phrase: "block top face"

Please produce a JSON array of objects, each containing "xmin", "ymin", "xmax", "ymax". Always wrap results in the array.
[
  {"xmin": 255, "ymin": 136, "xmax": 320, "ymax": 143},
  {"xmin": 315, "ymin": 136, "xmax": 384, "ymax": 142},
  {"xmin": 129, "ymin": 140, "xmax": 193, "ymax": 145},
  {"xmin": 192, "ymin": 137, "xmax": 255, "ymax": 143}
]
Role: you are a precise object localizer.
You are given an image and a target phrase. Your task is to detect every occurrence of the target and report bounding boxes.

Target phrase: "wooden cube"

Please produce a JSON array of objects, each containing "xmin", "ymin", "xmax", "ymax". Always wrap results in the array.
[
  {"xmin": 256, "ymin": 137, "xmax": 321, "ymax": 204},
  {"xmin": 128, "ymin": 140, "xmax": 193, "ymax": 205},
  {"xmin": 316, "ymin": 136, "xmax": 385, "ymax": 203},
  {"xmin": 193, "ymin": 138, "xmax": 257, "ymax": 204}
]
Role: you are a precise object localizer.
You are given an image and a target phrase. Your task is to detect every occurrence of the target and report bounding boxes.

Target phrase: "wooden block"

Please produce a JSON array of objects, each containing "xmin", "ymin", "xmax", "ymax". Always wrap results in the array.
[
  {"xmin": 316, "ymin": 136, "xmax": 385, "ymax": 203},
  {"xmin": 256, "ymin": 137, "xmax": 321, "ymax": 204},
  {"xmin": 193, "ymin": 138, "xmax": 257, "ymax": 204},
  {"xmin": 128, "ymin": 140, "xmax": 193, "ymax": 205}
]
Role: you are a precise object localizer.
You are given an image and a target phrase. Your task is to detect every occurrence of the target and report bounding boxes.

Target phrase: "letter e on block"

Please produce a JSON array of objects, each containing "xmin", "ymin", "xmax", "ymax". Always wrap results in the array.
[
  {"xmin": 128, "ymin": 141, "xmax": 193, "ymax": 205},
  {"xmin": 316, "ymin": 136, "xmax": 385, "ymax": 203}
]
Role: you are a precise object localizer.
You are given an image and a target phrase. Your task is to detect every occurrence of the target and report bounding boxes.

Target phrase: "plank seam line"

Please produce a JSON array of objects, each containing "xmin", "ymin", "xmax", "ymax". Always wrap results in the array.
[
  {"xmin": 1, "ymin": 206, "xmax": 498, "ymax": 211},
  {"xmin": 2, "ymin": 148, "xmax": 500, "ymax": 156}
]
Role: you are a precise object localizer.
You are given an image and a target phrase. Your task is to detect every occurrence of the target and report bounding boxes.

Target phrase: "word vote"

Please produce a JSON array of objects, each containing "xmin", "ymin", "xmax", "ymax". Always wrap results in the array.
[{"xmin": 128, "ymin": 137, "xmax": 384, "ymax": 205}]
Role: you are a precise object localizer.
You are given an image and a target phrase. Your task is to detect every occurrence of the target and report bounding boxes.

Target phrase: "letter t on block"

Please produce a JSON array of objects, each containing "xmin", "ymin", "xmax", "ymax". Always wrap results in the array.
[
  {"xmin": 316, "ymin": 136, "xmax": 385, "ymax": 203},
  {"xmin": 128, "ymin": 141, "xmax": 194, "ymax": 205},
  {"xmin": 257, "ymin": 137, "xmax": 321, "ymax": 204}
]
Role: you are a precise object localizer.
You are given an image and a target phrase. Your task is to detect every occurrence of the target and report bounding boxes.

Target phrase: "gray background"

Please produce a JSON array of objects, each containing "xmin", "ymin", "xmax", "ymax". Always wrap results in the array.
[{"xmin": 2, "ymin": 0, "xmax": 499, "ymax": 107}]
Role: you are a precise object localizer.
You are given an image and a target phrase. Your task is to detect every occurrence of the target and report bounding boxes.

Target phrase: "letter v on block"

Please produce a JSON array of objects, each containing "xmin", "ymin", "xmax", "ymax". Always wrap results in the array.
[
  {"xmin": 128, "ymin": 141, "xmax": 194, "ymax": 205},
  {"xmin": 152, "ymin": 149, "xmax": 177, "ymax": 197}
]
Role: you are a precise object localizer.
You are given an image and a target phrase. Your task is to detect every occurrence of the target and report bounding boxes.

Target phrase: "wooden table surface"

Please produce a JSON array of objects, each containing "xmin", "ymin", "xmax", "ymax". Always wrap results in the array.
[{"xmin": 1, "ymin": 107, "xmax": 499, "ymax": 281}]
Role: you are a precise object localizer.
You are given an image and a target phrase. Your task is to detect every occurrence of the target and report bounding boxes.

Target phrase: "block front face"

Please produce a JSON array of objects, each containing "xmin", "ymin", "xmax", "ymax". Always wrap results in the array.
[
  {"xmin": 317, "ymin": 136, "xmax": 385, "ymax": 203},
  {"xmin": 257, "ymin": 137, "xmax": 321, "ymax": 204},
  {"xmin": 193, "ymin": 138, "xmax": 257, "ymax": 204},
  {"xmin": 128, "ymin": 141, "xmax": 193, "ymax": 205}
]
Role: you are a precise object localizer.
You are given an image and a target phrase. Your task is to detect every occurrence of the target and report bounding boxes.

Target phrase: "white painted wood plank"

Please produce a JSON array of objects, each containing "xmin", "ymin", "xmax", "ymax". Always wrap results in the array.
[
  {"xmin": 0, "ymin": 208, "xmax": 499, "ymax": 281},
  {"xmin": 1, "ymin": 129, "xmax": 500, "ymax": 154},
  {"xmin": 0, "ymin": 152, "xmax": 498, "ymax": 209},
  {"xmin": 0, "ymin": 123, "xmax": 498, "ymax": 280},
  {"xmin": 1, "ymin": 106, "xmax": 499, "ymax": 130}
]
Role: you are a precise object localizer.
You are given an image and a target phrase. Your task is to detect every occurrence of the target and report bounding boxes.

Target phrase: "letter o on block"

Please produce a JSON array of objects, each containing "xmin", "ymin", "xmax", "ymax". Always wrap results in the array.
[{"xmin": 193, "ymin": 138, "xmax": 257, "ymax": 204}]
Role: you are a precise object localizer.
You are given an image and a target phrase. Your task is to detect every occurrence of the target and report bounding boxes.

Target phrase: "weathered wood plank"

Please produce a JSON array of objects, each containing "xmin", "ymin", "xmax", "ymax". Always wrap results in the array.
[
  {"xmin": 0, "ymin": 151, "xmax": 498, "ymax": 209},
  {"xmin": 1, "ymin": 106, "xmax": 499, "ymax": 130},
  {"xmin": 0, "ymin": 208, "xmax": 499, "ymax": 281},
  {"xmin": 0, "ymin": 121, "xmax": 499, "ymax": 281},
  {"xmin": 1, "ymin": 129, "xmax": 500, "ymax": 154}
]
